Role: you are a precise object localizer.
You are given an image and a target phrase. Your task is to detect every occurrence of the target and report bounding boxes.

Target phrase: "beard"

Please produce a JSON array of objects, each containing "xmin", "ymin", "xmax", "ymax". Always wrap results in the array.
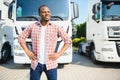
[
  {"xmin": 41, "ymin": 17, "xmax": 50, "ymax": 22},
  {"xmin": 40, "ymin": 13, "xmax": 51, "ymax": 22},
  {"xmin": 44, "ymin": 18, "xmax": 50, "ymax": 22}
]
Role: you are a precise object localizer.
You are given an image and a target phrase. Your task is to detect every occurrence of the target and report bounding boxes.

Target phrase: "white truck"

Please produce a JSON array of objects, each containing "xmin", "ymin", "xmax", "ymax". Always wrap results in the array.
[
  {"xmin": 5, "ymin": 0, "xmax": 78, "ymax": 64},
  {"xmin": 0, "ymin": 0, "xmax": 13, "ymax": 63},
  {"xmin": 79, "ymin": 0, "xmax": 120, "ymax": 64}
]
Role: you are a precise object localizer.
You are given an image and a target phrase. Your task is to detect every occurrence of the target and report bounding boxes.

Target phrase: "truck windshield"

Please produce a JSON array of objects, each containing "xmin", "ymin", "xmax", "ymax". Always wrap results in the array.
[
  {"xmin": 102, "ymin": 1, "xmax": 120, "ymax": 21},
  {"xmin": 16, "ymin": 0, "xmax": 69, "ymax": 21}
]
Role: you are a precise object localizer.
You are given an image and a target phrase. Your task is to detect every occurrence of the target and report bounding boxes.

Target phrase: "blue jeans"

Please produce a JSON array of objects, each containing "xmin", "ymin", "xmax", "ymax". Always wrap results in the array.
[{"xmin": 30, "ymin": 63, "xmax": 57, "ymax": 80}]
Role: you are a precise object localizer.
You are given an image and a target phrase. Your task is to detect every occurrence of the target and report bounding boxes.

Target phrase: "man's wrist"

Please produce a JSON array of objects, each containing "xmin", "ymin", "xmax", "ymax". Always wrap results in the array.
[{"xmin": 57, "ymin": 51, "xmax": 63, "ymax": 56}]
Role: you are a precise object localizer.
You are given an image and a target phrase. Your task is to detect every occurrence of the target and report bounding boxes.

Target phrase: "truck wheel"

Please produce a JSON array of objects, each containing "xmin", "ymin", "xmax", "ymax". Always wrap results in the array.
[
  {"xmin": 1, "ymin": 48, "xmax": 9, "ymax": 62},
  {"xmin": 78, "ymin": 43, "xmax": 84, "ymax": 55},
  {"xmin": 58, "ymin": 64, "xmax": 64, "ymax": 69},
  {"xmin": 1, "ymin": 46, "xmax": 10, "ymax": 63},
  {"xmin": 78, "ymin": 48, "xmax": 84, "ymax": 55},
  {"xmin": 90, "ymin": 47, "xmax": 99, "ymax": 64}
]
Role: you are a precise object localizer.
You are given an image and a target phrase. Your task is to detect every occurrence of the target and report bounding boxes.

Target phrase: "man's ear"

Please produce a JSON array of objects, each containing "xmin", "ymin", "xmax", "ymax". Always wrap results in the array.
[{"xmin": 38, "ymin": 12, "xmax": 40, "ymax": 16}]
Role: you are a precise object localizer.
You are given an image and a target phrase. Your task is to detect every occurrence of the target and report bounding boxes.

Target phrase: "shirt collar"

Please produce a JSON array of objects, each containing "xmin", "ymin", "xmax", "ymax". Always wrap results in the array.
[{"xmin": 36, "ymin": 21, "xmax": 51, "ymax": 27}]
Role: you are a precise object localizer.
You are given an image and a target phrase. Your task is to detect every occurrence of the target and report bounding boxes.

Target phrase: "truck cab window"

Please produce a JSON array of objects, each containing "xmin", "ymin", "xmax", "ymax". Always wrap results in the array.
[
  {"xmin": 102, "ymin": 1, "xmax": 120, "ymax": 21},
  {"xmin": 16, "ymin": 0, "xmax": 69, "ymax": 21}
]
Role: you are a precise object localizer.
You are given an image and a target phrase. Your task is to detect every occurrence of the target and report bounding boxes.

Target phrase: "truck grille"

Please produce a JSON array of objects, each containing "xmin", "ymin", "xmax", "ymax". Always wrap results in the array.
[
  {"xmin": 26, "ymin": 42, "xmax": 32, "ymax": 51},
  {"xmin": 108, "ymin": 26, "xmax": 120, "ymax": 38}
]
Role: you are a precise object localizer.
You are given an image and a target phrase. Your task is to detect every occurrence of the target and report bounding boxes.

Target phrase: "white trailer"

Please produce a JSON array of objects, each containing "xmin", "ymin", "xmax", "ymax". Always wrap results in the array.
[
  {"xmin": 6, "ymin": 0, "xmax": 78, "ymax": 64},
  {"xmin": 79, "ymin": 0, "xmax": 120, "ymax": 64}
]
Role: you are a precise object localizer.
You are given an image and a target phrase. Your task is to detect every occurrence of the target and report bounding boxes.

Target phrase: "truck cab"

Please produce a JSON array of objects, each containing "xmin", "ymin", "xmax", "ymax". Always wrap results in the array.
[
  {"xmin": 79, "ymin": 0, "xmax": 120, "ymax": 64},
  {"xmin": 0, "ymin": 0, "xmax": 13, "ymax": 63},
  {"xmin": 7, "ymin": 0, "xmax": 79, "ymax": 64}
]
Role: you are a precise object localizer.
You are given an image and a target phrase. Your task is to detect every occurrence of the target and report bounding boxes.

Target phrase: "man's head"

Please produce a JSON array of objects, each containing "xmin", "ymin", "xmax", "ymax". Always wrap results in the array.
[{"xmin": 38, "ymin": 5, "xmax": 51, "ymax": 22}]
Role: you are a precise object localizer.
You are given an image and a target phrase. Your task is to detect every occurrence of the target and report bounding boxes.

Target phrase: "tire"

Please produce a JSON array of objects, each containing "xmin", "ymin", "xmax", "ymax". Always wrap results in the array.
[
  {"xmin": 1, "ymin": 44, "xmax": 11, "ymax": 63},
  {"xmin": 78, "ymin": 43, "xmax": 84, "ymax": 55},
  {"xmin": 1, "ymin": 48, "xmax": 9, "ymax": 62},
  {"xmin": 58, "ymin": 64, "xmax": 64, "ymax": 69},
  {"xmin": 78, "ymin": 48, "xmax": 84, "ymax": 55},
  {"xmin": 90, "ymin": 46, "xmax": 99, "ymax": 64}
]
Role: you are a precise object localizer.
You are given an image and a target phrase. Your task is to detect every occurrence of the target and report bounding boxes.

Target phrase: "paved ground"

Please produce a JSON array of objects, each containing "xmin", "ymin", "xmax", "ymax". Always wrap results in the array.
[{"xmin": 1, "ymin": 51, "xmax": 120, "ymax": 80}]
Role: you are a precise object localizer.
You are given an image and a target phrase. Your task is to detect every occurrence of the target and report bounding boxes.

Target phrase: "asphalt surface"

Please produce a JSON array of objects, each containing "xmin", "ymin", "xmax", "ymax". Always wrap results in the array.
[{"xmin": 1, "ymin": 50, "xmax": 120, "ymax": 80}]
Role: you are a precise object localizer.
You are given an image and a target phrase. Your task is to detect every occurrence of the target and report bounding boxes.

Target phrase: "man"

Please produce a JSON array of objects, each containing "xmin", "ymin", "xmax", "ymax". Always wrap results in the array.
[{"xmin": 18, "ymin": 5, "xmax": 71, "ymax": 80}]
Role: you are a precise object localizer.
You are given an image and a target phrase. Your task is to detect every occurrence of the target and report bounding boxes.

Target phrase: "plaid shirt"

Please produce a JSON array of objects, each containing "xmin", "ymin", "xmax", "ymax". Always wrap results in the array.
[{"xmin": 18, "ymin": 21, "xmax": 72, "ymax": 70}]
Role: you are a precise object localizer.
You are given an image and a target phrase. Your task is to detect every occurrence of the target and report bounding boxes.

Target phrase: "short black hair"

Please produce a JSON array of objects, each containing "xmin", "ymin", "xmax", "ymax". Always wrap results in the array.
[{"xmin": 38, "ymin": 5, "xmax": 48, "ymax": 15}]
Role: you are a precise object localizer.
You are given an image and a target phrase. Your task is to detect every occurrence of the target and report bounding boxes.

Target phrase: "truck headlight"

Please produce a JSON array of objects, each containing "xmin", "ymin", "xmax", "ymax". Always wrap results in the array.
[{"xmin": 15, "ymin": 53, "xmax": 25, "ymax": 56}]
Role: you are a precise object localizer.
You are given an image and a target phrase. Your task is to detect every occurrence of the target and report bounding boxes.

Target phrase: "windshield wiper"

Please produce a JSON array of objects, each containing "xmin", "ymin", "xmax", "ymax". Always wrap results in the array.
[
  {"xmin": 109, "ymin": 15, "xmax": 120, "ymax": 20},
  {"xmin": 51, "ymin": 16, "xmax": 63, "ymax": 21},
  {"xmin": 103, "ymin": 15, "xmax": 120, "ymax": 21},
  {"xmin": 17, "ymin": 16, "xmax": 39, "ymax": 21}
]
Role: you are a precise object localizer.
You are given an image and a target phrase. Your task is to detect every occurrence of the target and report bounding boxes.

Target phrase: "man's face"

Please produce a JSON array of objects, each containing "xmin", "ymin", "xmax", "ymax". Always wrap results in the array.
[{"xmin": 39, "ymin": 6, "xmax": 51, "ymax": 22}]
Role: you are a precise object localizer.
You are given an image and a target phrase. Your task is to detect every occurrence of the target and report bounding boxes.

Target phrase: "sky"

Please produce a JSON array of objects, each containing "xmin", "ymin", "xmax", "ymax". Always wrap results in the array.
[{"xmin": 72, "ymin": 0, "xmax": 88, "ymax": 24}]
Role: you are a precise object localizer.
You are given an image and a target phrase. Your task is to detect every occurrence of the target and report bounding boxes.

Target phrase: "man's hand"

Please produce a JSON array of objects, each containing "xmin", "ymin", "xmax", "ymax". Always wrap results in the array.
[
  {"xmin": 48, "ymin": 53, "xmax": 60, "ymax": 61},
  {"xmin": 26, "ymin": 50, "xmax": 37, "ymax": 61},
  {"xmin": 18, "ymin": 42, "xmax": 37, "ymax": 61}
]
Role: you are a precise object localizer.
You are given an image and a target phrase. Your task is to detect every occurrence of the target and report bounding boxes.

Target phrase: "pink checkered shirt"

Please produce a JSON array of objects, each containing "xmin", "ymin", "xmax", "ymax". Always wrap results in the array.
[{"xmin": 18, "ymin": 21, "xmax": 72, "ymax": 70}]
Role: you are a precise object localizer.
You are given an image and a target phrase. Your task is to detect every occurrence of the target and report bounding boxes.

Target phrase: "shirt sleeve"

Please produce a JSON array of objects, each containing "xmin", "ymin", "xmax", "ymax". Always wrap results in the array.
[
  {"xmin": 58, "ymin": 26, "xmax": 72, "ymax": 44},
  {"xmin": 18, "ymin": 24, "xmax": 32, "ymax": 44}
]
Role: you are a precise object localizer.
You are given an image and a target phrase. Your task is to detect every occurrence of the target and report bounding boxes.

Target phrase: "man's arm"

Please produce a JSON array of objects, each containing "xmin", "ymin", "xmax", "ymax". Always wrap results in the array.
[
  {"xmin": 18, "ymin": 25, "xmax": 37, "ymax": 61},
  {"xmin": 48, "ymin": 43, "xmax": 71, "ymax": 61},
  {"xmin": 19, "ymin": 42, "xmax": 37, "ymax": 61},
  {"xmin": 48, "ymin": 25, "xmax": 72, "ymax": 61}
]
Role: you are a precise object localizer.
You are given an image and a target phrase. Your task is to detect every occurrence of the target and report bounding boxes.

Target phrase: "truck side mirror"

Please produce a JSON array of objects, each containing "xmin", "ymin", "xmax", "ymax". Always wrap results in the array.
[
  {"xmin": 71, "ymin": 2, "xmax": 79, "ymax": 20},
  {"xmin": 73, "ymin": 3, "xmax": 79, "ymax": 19},
  {"xmin": 0, "ymin": 11, "xmax": 1, "ymax": 20},
  {"xmin": 92, "ymin": 4, "xmax": 97, "ymax": 14},
  {"xmin": 92, "ymin": 3, "xmax": 101, "ymax": 23},
  {"xmin": 8, "ymin": 4, "xmax": 13, "ymax": 19},
  {"xmin": 8, "ymin": 1, "xmax": 15, "ymax": 20}
]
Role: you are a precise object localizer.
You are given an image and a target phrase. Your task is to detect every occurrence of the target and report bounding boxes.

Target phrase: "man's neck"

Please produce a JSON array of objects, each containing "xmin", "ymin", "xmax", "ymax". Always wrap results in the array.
[{"xmin": 40, "ymin": 20, "xmax": 49, "ymax": 26}]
